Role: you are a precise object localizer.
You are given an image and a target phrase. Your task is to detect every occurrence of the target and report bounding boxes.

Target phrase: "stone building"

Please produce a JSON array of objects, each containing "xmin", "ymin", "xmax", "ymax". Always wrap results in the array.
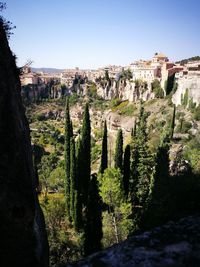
[
  {"xmin": 172, "ymin": 62, "xmax": 200, "ymax": 106},
  {"xmin": 130, "ymin": 53, "xmax": 169, "ymax": 83}
]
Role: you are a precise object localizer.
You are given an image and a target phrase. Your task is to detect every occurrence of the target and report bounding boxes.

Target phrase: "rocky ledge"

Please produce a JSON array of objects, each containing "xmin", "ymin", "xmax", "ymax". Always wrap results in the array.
[{"xmin": 66, "ymin": 215, "xmax": 200, "ymax": 267}]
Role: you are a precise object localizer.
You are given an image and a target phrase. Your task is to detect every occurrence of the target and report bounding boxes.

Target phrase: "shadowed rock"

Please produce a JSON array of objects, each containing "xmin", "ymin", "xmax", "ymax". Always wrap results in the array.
[
  {"xmin": 0, "ymin": 21, "xmax": 49, "ymax": 267},
  {"xmin": 65, "ymin": 215, "xmax": 200, "ymax": 267}
]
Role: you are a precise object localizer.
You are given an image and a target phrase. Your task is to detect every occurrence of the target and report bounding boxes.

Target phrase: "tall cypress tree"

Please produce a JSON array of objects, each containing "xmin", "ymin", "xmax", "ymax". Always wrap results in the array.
[
  {"xmin": 130, "ymin": 123, "xmax": 140, "ymax": 212},
  {"xmin": 141, "ymin": 140, "xmax": 170, "ymax": 229},
  {"xmin": 83, "ymin": 174, "xmax": 103, "ymax": 256},
  {"xmin": 76, "ymin": 137, "xmax": 82, "ymax": 191},
  {"xmin": 74, "ymin": 137, "xmax": 83, "ymax": 231},
  {"xmin": 81, "ymin": 103, "xmax": 91, "ymax": 205},
  {"xmin": 131, "ymin": 120, "xmax": 137, "ymax": 138},
  {"xmin": 99, "ymin": 120, "xmax": 108, "ymax": 174},
  {"xmin": 130, "ymin": 120, "xmax": 138, "ymax": 197},
  {"xmin": 70, "ymin": 137, "xmax": 76, "ymax": 222},
  {"xmin": 64, "ymin": 97, "xmax": 71, "ymax": 217},
  {"xmin": 165, "ymin": 73, "xmax": 175, "ymax": 95},
  {"xmin": 70, "ymin": 119, "xmax": 73, "ymax": 138},
  {"xmin": 170, "ymin": 104, "xmax": 176, "ymax": 140},
  {"xmin": 136, "ymin": 106, "xmax": 152, "ymax": 204},
  {"xmin": 114, "ymin": 129, "xmax": 123, "ymax": 171},
  {"xmin": 73, "ymin": 190, "xmax": 82, "ymax": 232},
  {"xmin": 123, "ymin": 144, "xmax": 130, "ymax": 198},
  {"xmin": 130, "ymin": 105, "xmax": 153, "ymax": 232}
]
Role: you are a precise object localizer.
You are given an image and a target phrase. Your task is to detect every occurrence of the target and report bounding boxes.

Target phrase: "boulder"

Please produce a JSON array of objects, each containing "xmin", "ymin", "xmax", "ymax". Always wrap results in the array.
[{"xmin": 65, "ymin": 215, "xmax": 200, "ymax": 267}]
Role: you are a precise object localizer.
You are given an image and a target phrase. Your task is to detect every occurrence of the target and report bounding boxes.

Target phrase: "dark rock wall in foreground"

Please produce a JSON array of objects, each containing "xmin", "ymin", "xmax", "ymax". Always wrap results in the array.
[
  {"xmin": 66, "ymin": 215, "xmax": 200, "ymax": 267},
  {"xmin": 0, "ymin": 22, "xmax": 49, "ymax": 267}
]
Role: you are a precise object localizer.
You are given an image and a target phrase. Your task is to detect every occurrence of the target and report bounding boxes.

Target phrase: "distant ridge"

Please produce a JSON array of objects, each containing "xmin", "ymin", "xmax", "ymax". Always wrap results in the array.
[
  {"xmin": 176, "ymin": 56, "xmax": 200, "ymax": 65},
  {"xmin": 31, "ymin": 67, "xmax": 65, "ymax": 73}
]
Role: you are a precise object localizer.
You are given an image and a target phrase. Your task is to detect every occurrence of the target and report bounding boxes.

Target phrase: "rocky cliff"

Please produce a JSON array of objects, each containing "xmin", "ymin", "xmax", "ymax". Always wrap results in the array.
[
  {"xmin": 96, "ymin": 79, "xmax": 155, "ymax": 102},
  {"xmin": 172, "ymin": 75, "xmax": 200, "ymax": 106},
  {"xmin": 65, "ymin": 215, "xmax": 200, "ymax": 267},
  {"xmin": 0, "ymin": 22, "xmax": 49, "ymax": 267}
]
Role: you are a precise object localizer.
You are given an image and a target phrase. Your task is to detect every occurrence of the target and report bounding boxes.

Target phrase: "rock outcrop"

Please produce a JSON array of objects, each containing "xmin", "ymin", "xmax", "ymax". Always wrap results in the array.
[
  {"xmin": 0, "ymin": 22, "xmax": 49, "ymax": 267},
  {"xmin": 65, "ymin": 215, "xmax": 200, "ymax": 267},
  {"xmin": 172, "ymin": 74, "xmax": 200, "ymax": 106},
  {"xmin": 96, "ymin": 79, "xmax": 155, "ymax": 102}
]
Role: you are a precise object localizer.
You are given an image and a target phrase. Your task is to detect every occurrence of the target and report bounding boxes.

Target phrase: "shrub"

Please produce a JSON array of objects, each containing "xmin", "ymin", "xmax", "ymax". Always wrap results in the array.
[
  {"xmin": 176, "ymin": 111, "xmax": 184, "ymax": 120},
  {"xmin": 176, "ymin": 119, "xmax": 192, "ymax": 133},
  {"xmin": 91, "ymin": 144, "xmax": 101, "ymax": 163},
  {"xmin": 110, "ymin": 98, "xmax": 121, "ymax": 109},
  {"xmin": 35, "ymin": 113, "xmax": 46, "ymax": 121},
  {"xmin": 87, "ymin": 83, "xmax": 97, "ymax": 98},
  {"xmin": 193, "ymin": 105, "xmax": 200, "ymax": 121},
  {"xmin": 119, "ymin": 104, "xmax": 136, "ymax": 116},
  {"xmin": 69, "ymin": 93, "xmax": 80, "ymax": 105},
  {"xmin": 151, "ymin": 79, "xmax": 164, "ymax": 98}
]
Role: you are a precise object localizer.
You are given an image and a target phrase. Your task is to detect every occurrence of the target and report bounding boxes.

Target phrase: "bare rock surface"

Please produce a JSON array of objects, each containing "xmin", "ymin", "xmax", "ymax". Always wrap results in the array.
[
  {"xmin": 65, "ymin": 215, "xmax": 200, "ymax": 267},
  {"xmin": 0, "ymin": 22, "xmax": 48, "ymax": 267},
  {"xmin": 172, "ymin": 76, "xmax": 200, "ymax": 106}
]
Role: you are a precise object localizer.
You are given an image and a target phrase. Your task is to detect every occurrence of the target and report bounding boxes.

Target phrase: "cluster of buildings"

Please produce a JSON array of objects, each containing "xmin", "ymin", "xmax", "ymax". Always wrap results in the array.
[
  {"xmin": 128, "ymin": 52, "xmax": 187, "ymax": 89},
  {"xmin": 20, "ymin": 53, "xmax": 200, "ymax": 100},
  {"xmin": 20, "ymin": 65, "xmax": 61, "ymax": 86}
]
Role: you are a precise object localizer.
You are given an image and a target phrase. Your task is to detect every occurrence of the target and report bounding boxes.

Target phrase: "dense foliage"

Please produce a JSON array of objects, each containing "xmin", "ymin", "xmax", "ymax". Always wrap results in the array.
[{"xmin": 27, "ymin": 94, "xmax": 200, "ymax": 266}]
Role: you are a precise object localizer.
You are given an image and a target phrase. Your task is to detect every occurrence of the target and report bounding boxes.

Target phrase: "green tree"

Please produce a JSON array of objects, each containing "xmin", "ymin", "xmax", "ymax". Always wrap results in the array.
[
  {"xmin": 73, "ymin": 190, "xmax": 82, "ymax": 232},
  {"xmin": 76, "ymin": 137, "xmax": 82, "ymax": 193},
  {"xmin": 131, "ymin": 120, "xmax": 137, "ymax": 138},
  {"xmin": 120, "ymin": 68, "xmax": 133, "ymax": 80},
  {"xmin": 42, "ymin": 194, "xmax": 80, "ymax": 266},
  {"xmin": 136, "ymin": 106, "xmax": 151, "ymax": 203},
  {"xmin": 64, "ymin": 97, "xmax": 71, "ymax": 217},
  {"xmin": 123, "ymin": 144, "xmax": 130, "ymax": 198},
  {"xmin": 130, "ymin": 120, "xmax": 139, "ymax": 202},
  {"xmin": 49, "ymin": 166, "xmax": 65, "ymax": 193},
  {"xmin": 81, "ymin": 103, "xmax": 91, "ymax": 205},
  {"xmin": 83, "ymin": 174, "xmax": 103, "ymax": 256},
  {"xmin": 142, "ymin": 140, "xmax": 170, "ymax": 229},
  {"xmin": 193, "ymin": 105, "xmax": 200, "ymax": 121},
  {"xmin": 99, "ymin": 121, "xmax": 108, "ymax": 174},
  {"xmin": 99, "ymin": 168, "xmax": 133, "ymax": 245},
  {"xmin": 114, "ymin": 129, "xmax": 123, "ymax": 171},
  {"xmin": 70, "ymin": 138, "xmax": 76, "ymax": 221},
  {"xmin": 170, "ymin": 104, "xmax": 176, "ymax": 139},
  {"xmin": 151, "ymin": 79, "xmax": 164, "ymax": 98},
  {"xmin": 70, "ymin": 119, "xmax": 73, "ymax": 137},
  {"xmin": 183, "ymin": 88, "xmax": 189, "ymax": 107},
  {"xmin": 130, "ymin": 142, "xmax": 139, "ymax": 205},
  {"xmin": 39, "ymin": 153, "xmax": 58, "ymax": 201},
  {"xmin": 74, "ymin": 137, "xmax": 83, "ymax": 231},
  {"xmin": 131, "ymin": 106, "xmax": 153, "ymax": 232},
  {"xmin": 164, "ymin": 73, "xmax": 175, "ymax": 95},
  {"xmin": 0, "ymin": 2, "xmax": 16, "ymax": 38},
  {"xmin": 105, "ymin": 69, "xmax": 110, "ymax": 81}
]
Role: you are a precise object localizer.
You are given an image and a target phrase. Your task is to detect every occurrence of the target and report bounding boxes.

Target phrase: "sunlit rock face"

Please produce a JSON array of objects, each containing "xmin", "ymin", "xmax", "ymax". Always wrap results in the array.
[
  {"xmin": 0, "ymin": 22, "xmax": 49, "ymax": 267},
  {"xmin": 172, "ymin": 75, "xmax": 200, "ymax": 106},
  {"xmin": 65, "ymin": 216, "xmax": 200, "ymax": 267},
  {"xmin": 96, "ymin": 79, "xmax": 154, "ymax": 102}
]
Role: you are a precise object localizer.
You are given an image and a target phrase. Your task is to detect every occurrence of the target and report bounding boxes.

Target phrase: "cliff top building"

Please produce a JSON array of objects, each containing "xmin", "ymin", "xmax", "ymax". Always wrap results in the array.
[
  {"xmin": 129, "ymin": 52, "xmax": 169, "ymax": 83},
  {"xmin": 152, "ymin": 52, "xmax": 169, "ymax": 63}
]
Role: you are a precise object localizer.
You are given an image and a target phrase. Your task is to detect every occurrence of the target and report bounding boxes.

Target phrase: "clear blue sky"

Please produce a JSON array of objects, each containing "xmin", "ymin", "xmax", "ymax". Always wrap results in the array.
[{"xmin": 2, "ymin": 0, "xmax": 200, "ymax": 69}]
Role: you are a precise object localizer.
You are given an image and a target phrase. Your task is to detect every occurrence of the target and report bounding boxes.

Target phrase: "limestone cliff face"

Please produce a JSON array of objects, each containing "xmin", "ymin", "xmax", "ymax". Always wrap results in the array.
[
  {"xmin": 65, "ymin": 215, "xmax": 200, "ymax": 267},
  {"xmin": 0, "ymin": 23, "xmax": 49, "ymax": 267},
  {"xmin": 96, "ymin": 79, "xmax": 155, "ymax": 102},
  {"xmin": 172, "ymin": 75, "xmax": 200, "ymax": 106}
]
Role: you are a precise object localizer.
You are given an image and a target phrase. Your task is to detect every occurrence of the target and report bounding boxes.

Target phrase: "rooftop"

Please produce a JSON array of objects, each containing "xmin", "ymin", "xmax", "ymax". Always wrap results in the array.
[{"xmin": 154, "ymin": 52, "xmax": 167, "ymax": 58}]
